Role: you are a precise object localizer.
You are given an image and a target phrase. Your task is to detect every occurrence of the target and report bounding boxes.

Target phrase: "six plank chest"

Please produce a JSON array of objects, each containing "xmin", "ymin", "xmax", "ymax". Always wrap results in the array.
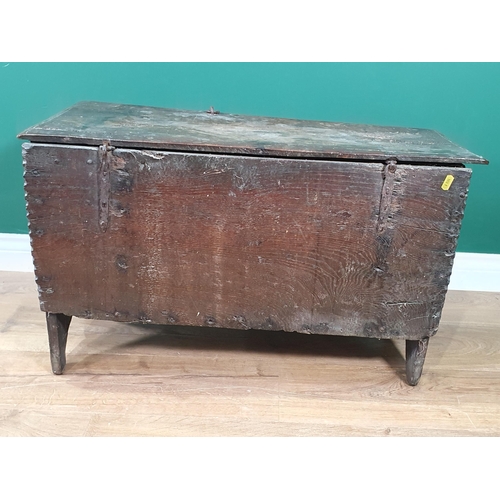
[{"xmin": 19, "ymin": 101, "xmax": 488, "ymax": 385}]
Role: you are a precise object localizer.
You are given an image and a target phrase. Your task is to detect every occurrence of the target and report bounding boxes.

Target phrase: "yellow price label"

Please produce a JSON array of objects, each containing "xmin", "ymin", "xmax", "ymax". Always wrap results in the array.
[{"xmin": 441, "ymin": 174, "xmax": 454, "ymax": 191}]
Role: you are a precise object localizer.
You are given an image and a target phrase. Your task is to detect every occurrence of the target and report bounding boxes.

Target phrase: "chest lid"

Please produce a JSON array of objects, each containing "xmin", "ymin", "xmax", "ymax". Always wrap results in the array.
[{"xmin": 18, "ymin": 101, "xmax": 488, "ymax": 165}]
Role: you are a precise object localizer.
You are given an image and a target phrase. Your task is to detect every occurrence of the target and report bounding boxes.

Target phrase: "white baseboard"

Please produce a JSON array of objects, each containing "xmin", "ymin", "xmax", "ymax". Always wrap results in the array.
[
  {"xmin": 447, "ymin": 252, "xmax": 500, "ymax": 293},
  {"xmin": 0, "ymin": 233, "xmax": 34, "ymax": 273},
  {"xmin": 1, "ymin": 233, "xmax": 499, "ymax": 293}
]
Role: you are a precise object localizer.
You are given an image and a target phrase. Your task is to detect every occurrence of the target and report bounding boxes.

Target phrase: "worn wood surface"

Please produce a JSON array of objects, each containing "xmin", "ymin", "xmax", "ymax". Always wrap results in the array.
[
  {"xmin": 46, "ymin": 312, "xmax": 71, "ymax": 374},
  {"xmin": 1, "ymin": 271, "xmax": 499, "ymax": 437},
  {"xmin": 406, "ymin": 337, "xmax": 430, "ymax": 386},
  {"xmin": 18, "ymin": 101, "xmax": 488, "ymax": 164},
  {"xmin": 24, "ymin": 143, "xmax": 471, "ymax": 341}
]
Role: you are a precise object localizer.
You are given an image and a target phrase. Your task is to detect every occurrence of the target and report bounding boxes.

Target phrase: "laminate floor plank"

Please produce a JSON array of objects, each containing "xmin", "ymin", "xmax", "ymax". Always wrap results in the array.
[{"xmin": 1, "ymin": 271, "xmax": 499, "ymax": 436}]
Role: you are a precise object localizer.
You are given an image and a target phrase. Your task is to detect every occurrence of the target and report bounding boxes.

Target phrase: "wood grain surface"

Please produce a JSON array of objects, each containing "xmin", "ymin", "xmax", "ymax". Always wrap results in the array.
[
  {"xmin": 24, "ymin": 144, "xmax": 471, "ymax": 341},
  {"xmin": 0, "ymin": 271, "xmax": 499, "ymax": 436},
  {"xmin": 18, "ymin": 101, "xmax": 488, "ymax": 164}
]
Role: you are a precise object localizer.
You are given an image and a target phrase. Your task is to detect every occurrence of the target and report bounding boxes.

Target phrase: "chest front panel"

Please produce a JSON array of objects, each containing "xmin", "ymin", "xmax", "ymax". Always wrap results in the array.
[{"xmin": 24, "ymin": 143, "xmax": 471, "ymax": 340}]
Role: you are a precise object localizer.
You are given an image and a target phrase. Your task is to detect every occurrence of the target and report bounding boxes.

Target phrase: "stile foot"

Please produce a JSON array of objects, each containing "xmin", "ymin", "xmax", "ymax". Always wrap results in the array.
[
  {"xmin": 405, "ymin": 337, "xmax": 429, "ymax": 386},
  {"xmin": 46, "ymin": 312, "xmax": 72, "ymax": 375}
]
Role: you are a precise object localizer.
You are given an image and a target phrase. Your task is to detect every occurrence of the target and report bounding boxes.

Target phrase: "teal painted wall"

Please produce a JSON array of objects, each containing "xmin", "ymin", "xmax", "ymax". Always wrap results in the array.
[{"xmin": 1, "ymin": 63, "xmax": 498, "ymax": 253}]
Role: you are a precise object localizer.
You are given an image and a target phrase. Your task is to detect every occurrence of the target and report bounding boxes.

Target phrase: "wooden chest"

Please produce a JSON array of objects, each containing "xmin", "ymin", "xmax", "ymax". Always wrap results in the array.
[{"xmin": 19, "ymin": 102, "xmax": 488, "ymax": 385}]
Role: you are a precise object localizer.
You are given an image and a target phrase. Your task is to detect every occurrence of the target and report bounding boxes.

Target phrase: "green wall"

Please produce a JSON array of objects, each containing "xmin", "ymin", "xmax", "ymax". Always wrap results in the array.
[{"xmin": 1, "ymin": 63, "xmax": 498, "ymax": 253}]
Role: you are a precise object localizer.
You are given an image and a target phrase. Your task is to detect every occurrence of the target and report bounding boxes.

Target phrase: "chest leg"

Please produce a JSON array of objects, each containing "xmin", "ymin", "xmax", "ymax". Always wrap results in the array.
[
  {"xmin": 406, "ymin": 337, "xmax": 430, "ymax": 386},
  {"xmin": 46, "ymin": 312, "xmax": 72, "ymax": 375}
]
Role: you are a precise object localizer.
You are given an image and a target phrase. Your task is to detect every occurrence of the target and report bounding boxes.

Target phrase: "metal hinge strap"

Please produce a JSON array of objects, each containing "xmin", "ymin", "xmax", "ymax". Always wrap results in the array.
[
  {"xmin": 376, "ymin": 160, "xmax": 398, "ymax": 233},
  {"xmin": 97, "ymin": 141, "xmax": 114, "ymax": 232}
]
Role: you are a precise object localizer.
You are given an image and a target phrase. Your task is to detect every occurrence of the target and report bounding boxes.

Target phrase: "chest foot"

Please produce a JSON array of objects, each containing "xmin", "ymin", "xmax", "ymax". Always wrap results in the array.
[
  {"xmin": 46, "ymin": 312, "xmax": 72, "ymax": 375},
  {"xmin": 406, "ymin": 337, "xmax": 430, "ymax": 386}
]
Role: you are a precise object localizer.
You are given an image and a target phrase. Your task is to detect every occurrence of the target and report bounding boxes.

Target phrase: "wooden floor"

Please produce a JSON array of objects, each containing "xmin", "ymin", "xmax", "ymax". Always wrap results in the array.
[{"xmin": 1, "ymin": 270, "xmax": 499, "ymax": 436}]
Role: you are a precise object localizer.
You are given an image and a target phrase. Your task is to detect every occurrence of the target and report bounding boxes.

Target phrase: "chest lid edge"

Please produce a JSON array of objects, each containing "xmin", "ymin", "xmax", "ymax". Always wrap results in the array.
[{"xmin": 18, "ymin": 101, "xmax": 489, "ymax": 165}]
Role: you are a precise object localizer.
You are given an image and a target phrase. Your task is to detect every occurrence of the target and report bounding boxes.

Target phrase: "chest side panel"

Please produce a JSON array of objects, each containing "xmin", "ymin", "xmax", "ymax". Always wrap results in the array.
[
  {"xmin": 23, "ymin": 144, "xmax": 470, "ymax": 339},
  {"xmin": 23, "ymin": 143, "xmax": 101, "ymax": 312}
]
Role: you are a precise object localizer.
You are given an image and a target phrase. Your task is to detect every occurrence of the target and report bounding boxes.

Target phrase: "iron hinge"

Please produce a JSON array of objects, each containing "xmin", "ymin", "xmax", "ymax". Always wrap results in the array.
[
  {"xmin": 97, "ymin": 141, "xmax": 114, "ymax": 232},
  {"xmin": 377, "ymin": 159, "xmax": 399, "ymax": 233}
]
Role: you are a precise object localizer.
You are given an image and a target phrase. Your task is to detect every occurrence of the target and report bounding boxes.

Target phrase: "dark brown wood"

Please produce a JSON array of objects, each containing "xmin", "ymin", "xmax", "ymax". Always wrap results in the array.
[
  {"xmin": 46, "ymin": 312, "xmax": 72, "ymax": 374},
  {"xmin": 406, "ymin": 337, "xmax": 430, "ymax": 386},
  {"xmin": 18, "ymin": 101, "xmax": 488, "ymax": 165},
  {"xmin": 24, "ymin": 144, "xmax": 471, "ymax": 341},
  {"xmin": 20, "ymin": 103, "xmax": 487, "ymax": 385}
]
